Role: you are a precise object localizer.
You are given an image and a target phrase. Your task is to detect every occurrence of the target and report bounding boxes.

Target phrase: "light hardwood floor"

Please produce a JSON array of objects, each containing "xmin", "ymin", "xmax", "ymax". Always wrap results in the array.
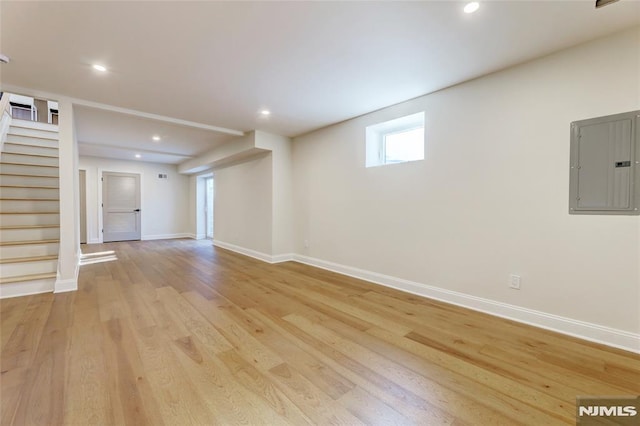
[{"xmin": 1, "ymin": 239, "xmax": 638, "ymax": 425}]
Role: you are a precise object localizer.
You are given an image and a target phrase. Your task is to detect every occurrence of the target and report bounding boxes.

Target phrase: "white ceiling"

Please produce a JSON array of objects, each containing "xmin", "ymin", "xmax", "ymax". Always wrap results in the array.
[
  {"xmin": 75, "ymin": 106, "xmax": 235, "ymax": 164},
  {"xmin": 1, "ymin": 1, "xmax": 639, "ymax": 164}
]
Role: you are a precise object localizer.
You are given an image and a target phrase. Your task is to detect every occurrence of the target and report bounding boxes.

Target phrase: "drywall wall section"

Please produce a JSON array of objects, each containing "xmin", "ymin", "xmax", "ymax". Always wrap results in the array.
[
  {"xmin": 56, "ymin": 100, "xmax": 81, "ymax": 293},
  {"xmin": 213, "ymin": 153, "xmax": 273, "ymax": 257},
  {"xmin": 79, "ymin": 156, "xmax": 190, "ymax": 243},
  {"xmin": 256, "ymin": 131, "xmax": 294, "ymax": 256},
  {"xmin": 292, "ymin": 27, "xmax": 640, "ymax": 340}
]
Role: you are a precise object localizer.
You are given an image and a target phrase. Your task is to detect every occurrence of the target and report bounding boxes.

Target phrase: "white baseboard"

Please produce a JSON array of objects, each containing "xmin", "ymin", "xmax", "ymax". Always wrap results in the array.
[
  {"xmin": 292, "ymin": 254, "xmax": 639, "ymax": 354},
  {"xmin": 188, "ymin": 233, "xmax": 207, "ymax": 240},
  {"xmin": 0, "ymin": 278, "xmax": 55, "ymax": 299},
  {"xmin": 55, "ymin": 258, "xmax": 79, "ymax": 293},
  {"xmin": 212, "ymin": 240, "xmax": 294, "ymax": 264},
  {"xmin": 87, "ymin": 238, "xmax": 101, "ymax": 244},
  {"xmin": 142, "ymin": 233, "xmax": 192, "ymax": 241},
  {"xmin": 272, "ymin": 253, "xmax": 295, "ymax": 263},
  {"xmin": 54, "ymin": 278, "xmax": 78, "ymax": 294}
]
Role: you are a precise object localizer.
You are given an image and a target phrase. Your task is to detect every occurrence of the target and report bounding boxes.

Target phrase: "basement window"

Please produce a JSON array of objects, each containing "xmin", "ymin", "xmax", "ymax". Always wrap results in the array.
[{"xmin": 366, "ymin": 112, "xmax": 425, "ymax": 167}]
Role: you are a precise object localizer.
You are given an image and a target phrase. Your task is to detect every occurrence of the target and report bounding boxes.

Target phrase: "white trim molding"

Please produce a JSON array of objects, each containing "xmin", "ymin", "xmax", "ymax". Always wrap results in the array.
[
  {"xmin": 54, "ymin": 257, "xmax": 80, "ymax": 293},
  {"xmin": 212, "ymin": 240, "xmax": 294, "ymax": 264},
  {"xmin": 142, "ymin": 233, "xmax": 192, "ymax": 241},
  {"xmin": 54, "ymin": 278, "xmax": 78, "ymax": 294},
  {"xmin": 291, "ymin": 254, "xmax": 640, "ymax": 354},
  {"xmin": 272, "ymin": 253, "xmax": 296, "ymax": 264}
]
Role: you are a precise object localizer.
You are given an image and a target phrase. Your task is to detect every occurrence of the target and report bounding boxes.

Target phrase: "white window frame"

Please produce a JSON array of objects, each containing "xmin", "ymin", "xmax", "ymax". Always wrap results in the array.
[{"xmin": 366, "ymin": 112, "xmax": 425, "ymax": 168}]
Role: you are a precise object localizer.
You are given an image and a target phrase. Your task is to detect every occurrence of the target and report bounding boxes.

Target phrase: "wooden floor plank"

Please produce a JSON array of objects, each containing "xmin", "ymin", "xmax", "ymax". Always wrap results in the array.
[{"xmin": 1, "ymin": 239, "xmax": 638, "ymax": 426}]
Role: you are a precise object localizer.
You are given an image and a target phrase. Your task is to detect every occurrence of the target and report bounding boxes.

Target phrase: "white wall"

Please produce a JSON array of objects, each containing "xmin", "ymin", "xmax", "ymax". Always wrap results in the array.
[
  {"xmin": 214, "ymin": 153, "xmax": 273, "ymax": 256},
  {"xmin": 256, "ymin": 131, "xmax": 294, "ymax": 256},
  {"xmin": 79, "ymin": 156, "xmax": 190, "ymax": 243},
  {"xmin": 292, "ymin": 27, "xmax": 640, "ymax": 337}
]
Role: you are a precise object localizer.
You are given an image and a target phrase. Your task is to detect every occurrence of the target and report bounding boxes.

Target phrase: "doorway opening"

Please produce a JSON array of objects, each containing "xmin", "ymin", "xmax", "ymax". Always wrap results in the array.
[
  {"xmin": 205, "ymin": 176, "xmax": 214, "ymax": 239},
  {"xmin": 79, "ymin": 169, "xmax": 87, "ymax": 244}
]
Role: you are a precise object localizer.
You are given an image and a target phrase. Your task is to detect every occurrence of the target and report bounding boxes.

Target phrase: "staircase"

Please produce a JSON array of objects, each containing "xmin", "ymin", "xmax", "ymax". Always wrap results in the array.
[{"xmin": 0, "ymin": 119, "xmax": 60, "ymax": 296}]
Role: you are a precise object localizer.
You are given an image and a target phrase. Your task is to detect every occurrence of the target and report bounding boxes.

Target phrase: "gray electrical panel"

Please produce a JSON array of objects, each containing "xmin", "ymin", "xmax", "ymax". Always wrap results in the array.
[{"xmin": 569, "ymin": 110, "xmax": 640, "ymax": 215}]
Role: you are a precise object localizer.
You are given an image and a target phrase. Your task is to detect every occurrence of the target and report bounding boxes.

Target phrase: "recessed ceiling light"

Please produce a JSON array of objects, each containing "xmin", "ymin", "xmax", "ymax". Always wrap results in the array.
[
  {"xmin": 152, "ymin": 135, "xmax": 161, "ymax": 141},
  {"xmin": 260, "ymin": 110, "xmax": 271, "ymax": 116},
  {"xmin": 135, "ymin": 154, "xmax": 141, "ymax": 158},
  {"xmin": 464, "ymin": 2, "xmax": 480, "ymax": 13},
  {"xmin": 92, "ymin": 64, "xmax": 107, "ymax": 72}
]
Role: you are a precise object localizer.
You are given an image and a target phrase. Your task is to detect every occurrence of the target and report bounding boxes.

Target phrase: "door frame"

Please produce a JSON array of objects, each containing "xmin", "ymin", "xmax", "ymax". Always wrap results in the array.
[
  {"xmin": 79, "ymin": 168, "xmax": 87, "ymax": 244},
  {"xmin": 97, "ymin": 168, "xmax": 144, "ymax": 243}
]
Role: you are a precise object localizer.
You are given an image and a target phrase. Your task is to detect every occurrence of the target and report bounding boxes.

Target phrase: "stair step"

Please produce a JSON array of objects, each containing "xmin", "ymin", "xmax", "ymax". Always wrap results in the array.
[
  {"xmin": 0, "ymin": 211, "xmax": 59, "ymax": 214},
  {"xmin": 4, "ymin": 135, "xmax": 58, "ymax": 148},
  {"xmin": 1, "ymin": 257, "xmax": 58, "ymax": 279},
  {"xmin": 0, "ymin": 272, "xmax": 57, "ymax": 285},
  {"xmin": 0, "ymin": 224, "xmax": 60, "ymax": 229},
  {"xmin": 0, "ymin": 187, "xmax": 59, "ymax": 196},
  {"xmin": 0, "ymin": 198, "xmax": 59, "ymax": 201},
  {"xmin": 0, "ymin": 241, "xmax": 59, "ymax": 258},
  {"xmin": 0, "ymin": 238, "xmax": 59, "ymax": 246},
  {"xmin": 0, "ymin": 187, "xmax": 60, "ymax": 198},
  {"xmin": 0, "ymin": 225, "xmax": 60, "ymax": 241},
  {"xmin": 2, "ymin": 143, "xmax": 58, "ymax": 158},
  {"xmin": 10, "ymin": 119, "xmax": 59, "ymax": 133},
  {"xmin": 0, "ymin": 185, "xmax": 59, "ymax": 190},
  {"xmin": 0, "ymin": 174, "xmax": 60, "ymax": 187},
  {"xmin": 0, "ymin": 184, "xmax": 59, "ymax": 189},
  {"xmin": 8, "ymin": 125, "xmax": 59, "ymax": 140},
  {"xmin": 1, "ymin": 161, "xmax": 58, "ymax": 169},
  {"xmin": 7, "ymin": 128, "xmax": 58, "ymax": 141},
  {"xmin": 0, "ymin": 164, "xmax": 59, "ymax": 177},
  {"xmin": 0, "ymin": 254, "xmax": 58, "ymax": 264},
  {"xmin": 1, "ymin": 150, "xmax": 58, "ymax": 159},
  {"xmin": 0, "ymin": 199, "xmax": 60, "ymax": 213},
  {"xmin": 1, "ymin": 152, "xmax": 59, "ymax": 163},
  {"xmin": 0, "ymin": 213, "xmax": 60, "ymax": 227}
]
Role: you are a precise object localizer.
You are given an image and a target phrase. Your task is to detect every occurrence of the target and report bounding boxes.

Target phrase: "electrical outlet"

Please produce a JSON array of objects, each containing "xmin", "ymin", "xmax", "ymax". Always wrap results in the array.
[
  {"xmin": 304, "ymin": 239, "xmax": 309, "ymax": 248},
  {"xmin": 509, "ymin": 274, "xmax": 521, "ymax": 290}
]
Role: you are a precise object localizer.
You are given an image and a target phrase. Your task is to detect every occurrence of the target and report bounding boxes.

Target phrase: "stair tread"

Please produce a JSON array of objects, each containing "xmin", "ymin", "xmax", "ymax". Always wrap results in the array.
[
  {"xmin": 0, "ymin": 225, "xmax": 60, "ymax": 229},
  {"xmin": 7, "ymin": 132, "xmax": 59, "ymax": 140},
  {"xmin": 3, "ymin": 142, "xmax": 58, "ymax": 149},
  {"xmin": 0, "ymin": 198, "xmax": 59, "ymax": 201},
  {"xmin": 1, "ymin": 151, "xmax": 59, "ymax": 159},
  {"xmin": 1, "ymin": 162, "xmax": 59, "ymax": 168},
  {"xmin": 0, "ymin": 239, "xmax": 59, "ymax": 246},
  {"xmin": 0, "ymin": 272, "xmax": 57, "ymax": 285},
  {"xmin": 0, "ymin": 211, "xmax": 59, "ymax": 214},
  {"xmin": 0, "ymin": 173, "xmax": 59, "ymax": 178},
  {"xmin": 0, "ymin": 255, "xmax": 58, "ymax": 264},
  {"xmin": 10, "ymin": 121, "xmax": 59, "ymax": 132},
  {"xmin": 0, "ymin": 185, "xmax": 59, "ymax": 189}
]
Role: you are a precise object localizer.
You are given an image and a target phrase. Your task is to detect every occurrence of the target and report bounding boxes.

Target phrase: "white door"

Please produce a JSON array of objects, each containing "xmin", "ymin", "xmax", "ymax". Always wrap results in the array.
[{"xmin": 102, "ymin": 172, "xmax": 141, "ymax": 242}]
